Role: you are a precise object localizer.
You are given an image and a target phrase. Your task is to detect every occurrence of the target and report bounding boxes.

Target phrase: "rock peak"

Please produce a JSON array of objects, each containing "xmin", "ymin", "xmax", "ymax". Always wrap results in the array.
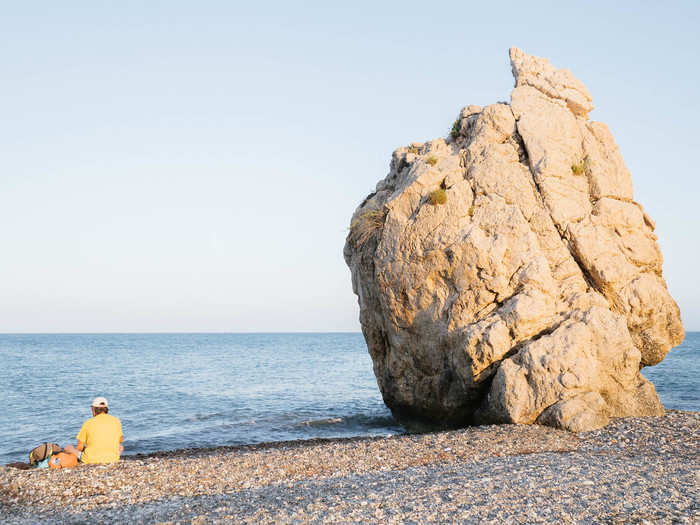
[{"xmin": 509, "ymin": 47, "xmax": 593, "ymax": 117}]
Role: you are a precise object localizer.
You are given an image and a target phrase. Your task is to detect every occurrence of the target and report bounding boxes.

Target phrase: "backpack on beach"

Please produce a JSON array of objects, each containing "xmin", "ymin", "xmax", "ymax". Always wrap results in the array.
[{"xmin": 29, "ymin": 442, "xmax": 61, "ymax": 466}]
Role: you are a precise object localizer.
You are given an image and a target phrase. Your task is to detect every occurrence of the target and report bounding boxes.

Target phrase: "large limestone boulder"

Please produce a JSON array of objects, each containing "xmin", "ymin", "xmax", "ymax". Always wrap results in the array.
[{"xmin": 344, "ymin": 48, "xmax": 684, "ymax": 432}]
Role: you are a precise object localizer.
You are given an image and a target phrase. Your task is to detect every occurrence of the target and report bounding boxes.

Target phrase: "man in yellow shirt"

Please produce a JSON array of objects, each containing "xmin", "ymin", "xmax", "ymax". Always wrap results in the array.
[{"xmin": 64, "ymin": 397, "xmax": 124, "ymax": 464}]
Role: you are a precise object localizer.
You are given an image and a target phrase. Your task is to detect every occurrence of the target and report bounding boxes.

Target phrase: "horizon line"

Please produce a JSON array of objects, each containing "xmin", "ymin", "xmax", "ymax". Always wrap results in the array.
[{"xmin": 0, "ymin": 330, "xmax": 364, "ymax": 335}]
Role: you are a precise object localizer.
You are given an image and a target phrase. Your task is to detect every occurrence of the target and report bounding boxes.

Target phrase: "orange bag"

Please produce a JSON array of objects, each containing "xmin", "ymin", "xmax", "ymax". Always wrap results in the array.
[{"xmin": 49, "ymin": 452, "xmax": 79, "ymax": 469}]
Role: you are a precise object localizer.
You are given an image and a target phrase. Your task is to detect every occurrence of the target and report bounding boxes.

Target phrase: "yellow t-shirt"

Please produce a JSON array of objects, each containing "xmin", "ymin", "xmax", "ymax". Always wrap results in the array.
[{"xmin": 76, "ymin": 413, "xmax": 123, "ymax": 464}]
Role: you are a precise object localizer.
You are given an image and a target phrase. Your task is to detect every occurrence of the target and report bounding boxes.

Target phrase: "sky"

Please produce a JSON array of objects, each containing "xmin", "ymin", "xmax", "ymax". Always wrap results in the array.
[{"xmin": 1, "ymin": 1, "xmax": 699, "ymax": 332}]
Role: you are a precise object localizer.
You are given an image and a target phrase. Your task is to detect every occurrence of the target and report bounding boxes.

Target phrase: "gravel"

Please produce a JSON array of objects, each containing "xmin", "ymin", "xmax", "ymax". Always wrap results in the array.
[{"xmin": 1, "ymin": 410, "xmax": 697, "ymax": 524}]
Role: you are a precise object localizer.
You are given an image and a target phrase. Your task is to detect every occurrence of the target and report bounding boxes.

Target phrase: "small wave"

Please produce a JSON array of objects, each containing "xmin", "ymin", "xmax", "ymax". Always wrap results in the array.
[
  {"xmin": 343, "ymin": 413, "xmax": 400, "ymax": 428},
  {"xmin": 182, "ymin": 411, "xmax": 258, "ymax": 425},
  {"xmin": 299, "ymin": 417, "xmax": 344, "ymax": 427}
]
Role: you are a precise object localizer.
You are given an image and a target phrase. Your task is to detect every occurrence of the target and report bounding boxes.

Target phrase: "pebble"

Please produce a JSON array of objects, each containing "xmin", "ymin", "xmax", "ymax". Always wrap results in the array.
[{"xmin": 0, "ymin": 410, "xmax": 697, "ymax": 524}]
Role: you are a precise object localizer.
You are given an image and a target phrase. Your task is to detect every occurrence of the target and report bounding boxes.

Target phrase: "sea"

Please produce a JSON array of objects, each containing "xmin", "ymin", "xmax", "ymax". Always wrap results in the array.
[{"xmin": 0, "ymin": 332, "xmax": 697, "ymax": 465}]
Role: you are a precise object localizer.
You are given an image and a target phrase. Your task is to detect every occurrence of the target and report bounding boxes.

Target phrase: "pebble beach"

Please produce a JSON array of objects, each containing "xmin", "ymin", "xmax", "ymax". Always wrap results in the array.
[{"xmin": 1, "ymin": 410, "xmax": 698, "ymax": 524}]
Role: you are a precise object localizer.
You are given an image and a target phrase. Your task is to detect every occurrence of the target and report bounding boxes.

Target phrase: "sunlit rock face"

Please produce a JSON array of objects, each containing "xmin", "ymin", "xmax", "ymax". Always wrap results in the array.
[{"xmin": 344, "ymin": 48, "xmax": 684, "ymax": 432}]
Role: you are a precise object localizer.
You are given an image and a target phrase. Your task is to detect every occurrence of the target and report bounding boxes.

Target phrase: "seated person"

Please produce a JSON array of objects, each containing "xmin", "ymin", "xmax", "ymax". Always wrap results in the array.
[{"xmin": 64, "ymin": 397, "xmax": 123, "ymax": 464}]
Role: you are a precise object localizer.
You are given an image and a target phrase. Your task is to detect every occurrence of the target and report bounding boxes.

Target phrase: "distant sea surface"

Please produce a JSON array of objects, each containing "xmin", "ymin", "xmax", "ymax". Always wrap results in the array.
[{"xmin": 0, "ymin": 332, "xmax": 697, "ymax": 464}]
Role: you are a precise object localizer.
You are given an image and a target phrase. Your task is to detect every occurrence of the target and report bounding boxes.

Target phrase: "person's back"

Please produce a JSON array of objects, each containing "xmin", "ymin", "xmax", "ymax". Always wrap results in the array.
[
  {"xmin": 77, "ymin": 412, "xmax": 123, "ymax": 464},
  {"xmin": 64, "ymin": 396, "xmax": 124, "ymax": 464}
]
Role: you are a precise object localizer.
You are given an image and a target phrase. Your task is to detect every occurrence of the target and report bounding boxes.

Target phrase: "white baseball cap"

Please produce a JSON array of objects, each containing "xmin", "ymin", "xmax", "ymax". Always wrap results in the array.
[{"xmin": 91, "ymin": 396, "xmax": 109, "ymax": 408}]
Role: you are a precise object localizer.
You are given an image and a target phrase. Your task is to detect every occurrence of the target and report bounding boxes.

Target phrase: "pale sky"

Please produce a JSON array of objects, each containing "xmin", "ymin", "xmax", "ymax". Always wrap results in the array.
[{"xmin": 2, "ymin": 1, "xmax": 698, "ymax": 332}]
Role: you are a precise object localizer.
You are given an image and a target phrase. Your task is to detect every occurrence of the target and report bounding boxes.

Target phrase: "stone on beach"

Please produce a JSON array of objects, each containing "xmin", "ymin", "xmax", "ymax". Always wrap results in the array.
[
  {"xmin": 1, "ymin": 411, "xmax": 697, "ymax": 523},
  {"xmin": 344, "ymin": 47, "xmax": 684, "ymax": 432}
]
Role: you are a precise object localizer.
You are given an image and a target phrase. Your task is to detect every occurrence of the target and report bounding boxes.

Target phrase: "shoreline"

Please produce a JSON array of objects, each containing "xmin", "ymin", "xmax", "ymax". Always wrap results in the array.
[
  {"xmin": 123, "ymin": 434, "xmax": 399, "ymax": 461},
  {"xmin": 2, "ymin": 410, "xmax": 698, "ymax": 523}
]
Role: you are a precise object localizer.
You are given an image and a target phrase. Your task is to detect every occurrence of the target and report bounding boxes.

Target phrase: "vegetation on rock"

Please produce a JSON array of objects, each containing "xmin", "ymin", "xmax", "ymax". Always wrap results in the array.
[
  {"xmin": 571, "ymin": 156, "xmax": 590, "ymax": 175},
  {"xmin": 429, "ymin": 189, "xmax": 447, "ymax": 205},
  {"xmin": 348, "ymin": 208, "xmax": 387, "ymax": 247},
  {"xmin": 450, "ymin": 118, "xmax": 461, "ymax": 139}
]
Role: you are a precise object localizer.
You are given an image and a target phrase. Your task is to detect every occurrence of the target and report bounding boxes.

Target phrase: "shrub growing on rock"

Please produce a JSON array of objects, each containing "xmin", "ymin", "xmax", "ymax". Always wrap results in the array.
[
  {"xmin": 571, "ymin": 156, "xmax": 590, "ymax": 175},
  {"xmin": 450, "ymin": 119, "xmax": 461, "ymax": 139},
  {"xmin": 429, "ymin": 189, "xmax": 447, "ymax": 205},
  {"xmin": 348, "ymin": 208, "xmax": 387, "ymax": 247}
]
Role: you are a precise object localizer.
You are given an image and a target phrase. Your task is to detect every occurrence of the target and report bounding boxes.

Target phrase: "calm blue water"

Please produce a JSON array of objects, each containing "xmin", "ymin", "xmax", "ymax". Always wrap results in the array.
[
  {"xmin": 0, "ymin": 332, "xmax": 697, "ymax": 464},
  {"xmin": 640, "ymin": 332, "xmax": 699, "ymax": 412}
]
